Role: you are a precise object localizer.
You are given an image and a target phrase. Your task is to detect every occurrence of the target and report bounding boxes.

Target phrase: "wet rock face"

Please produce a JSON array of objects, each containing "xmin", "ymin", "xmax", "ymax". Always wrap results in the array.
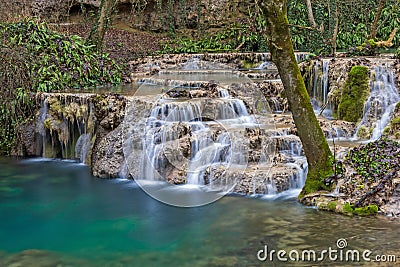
[
  {"xmin": 91, "ymin": 124, "xmax": 124, "ymax": 178},
  {"xmin": 12, "ymin": 123, "xmax": 42, "ymax": 157},
  {"xmin": 94, "ymin": 94, "xmax": 127, "ymax": 131},
  {"xmin": 165, "ymin": 83, "xmax": 230, "ymax": 99},
  {"xmin": 386, "ymin": 103, "xmax": 400, "ymax": 140},
  {"xmin": 392, "ymin": 59, "xmax": 400, "ymax": 90},
  {"xmin": 258, "ymin": 81, "xmax": 287, "ymax": 113},
  {"xmin": 90, "ymin": 94, "xmax": 127, "ymax": 177}
]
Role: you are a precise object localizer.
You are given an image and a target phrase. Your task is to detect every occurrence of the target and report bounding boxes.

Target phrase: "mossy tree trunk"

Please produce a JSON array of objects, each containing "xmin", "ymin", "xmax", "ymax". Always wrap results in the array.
[
  {"xmin": 259, "ymin": 0, "xmax": 334, "ymax": 199},
  {"xmin": 88, "ymin": 0, "xmax": 118, "ymax": 51}
]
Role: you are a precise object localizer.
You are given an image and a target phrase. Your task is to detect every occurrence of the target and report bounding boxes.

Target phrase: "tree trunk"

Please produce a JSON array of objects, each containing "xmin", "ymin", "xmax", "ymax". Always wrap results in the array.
[
  {"xmin": 305, "ymin": 0, "xmax": 318, "ymax": 28},
  {"xmin": 331, "ymin": 7, "xmax": 339, "ymax": 55},
  {"xmin": 369, "ymin": 0, "xmax": 386, "ymax": 40},
  {"xmin": 88, "ymin": 0, "xmax": 118, "ymax": 50},
  {"xmin": 259, "ymin": 0, "xmax": 334, "ymax": 199}
]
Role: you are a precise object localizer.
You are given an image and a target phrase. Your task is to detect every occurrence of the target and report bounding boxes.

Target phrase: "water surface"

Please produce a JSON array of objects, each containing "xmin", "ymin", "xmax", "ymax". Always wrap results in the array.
[{"xmin": 0, "ymin": 158, "xmax": 399, "ymax": 266}]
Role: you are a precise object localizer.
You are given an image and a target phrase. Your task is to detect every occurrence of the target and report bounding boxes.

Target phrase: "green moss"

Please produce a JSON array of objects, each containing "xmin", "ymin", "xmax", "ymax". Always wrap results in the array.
[
  {"xmin": 318, "ymin": 200, "xmax": 341, "ymax": 213},
  {"xmin": 395, "ymin": 132, "xmax": 400, "ymax": 139},
  {"xmin": 383, "ymin": 126, "xmax": 391, "ymax": 135},
  {"xmin": 354, "ymin": 205, "xmax": 378, "ymax": 215},
  {"xmin": 299, "ymin": 167, "xmax": 333, "ymax": 198},
  {"xmin": 392, "ymin": 117, "xmax": 400, "ymax": 125},
  {"xmin": 241, "ymin": 60, "xmax": 255, "ymax": 69},
  {"xmin": 395, "ymin": 46, "xmax": 400, "ymax": 59},
  {"xmin": 47, "ymin": 98, "xmax": 63, "ymax": 115},
  {"xmin": 327, "ymin": 201, "xmax": 338, "ymax": 211},
  {"xmin": 343, "ymin": 202, "xmax": 353, "ymax": 213},
  {"xmin": 43, "ymin": 118, "xmax": 52, "ymax": 130},
  {"xmin": 367, "ymin": 39, "xmax": 377, "ymax": 48},
  {"xmin": 357, "ymin": 125, "xmax": 373, "ymax": 139},
  {"xmin": 337, "ymin": 66, "xmax": 370, "ymax": 122},
  {"xmin": 343, "ymin": 203, "xmax": 378, "ymax": 216}
]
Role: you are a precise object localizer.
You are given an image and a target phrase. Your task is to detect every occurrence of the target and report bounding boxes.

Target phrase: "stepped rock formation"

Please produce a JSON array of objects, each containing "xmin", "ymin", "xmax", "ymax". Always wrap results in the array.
[{"xmin": 11, "ymin": 54, "xmax": 400, "ymax": 214}]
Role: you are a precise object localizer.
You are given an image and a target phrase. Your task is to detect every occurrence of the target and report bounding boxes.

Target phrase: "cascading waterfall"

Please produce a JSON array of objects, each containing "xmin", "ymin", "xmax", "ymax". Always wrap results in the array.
[
  {"xmin": 36, "ymin": 94, "xmax": 95, "ymax": 164},
  {"xmin": 310, "ymin": 59, "xmax": 331, "ymax": 117},
  {"xmin": 124, "ymin": 73, "xmax": 309, "ymax": 199},
  {"xmin": 28, "ymin": 55, "xmax": 315, "ymax": 202},
  {"xmin": 37, "ymin": 98, "xmax": 48, "ymax": 158},
  {"xmin": 355, "ymin": 65, "xmax": 400, "ymax": 140},
  {"xmin": 140, "ymin": 88, "xmax": 252, "ymax": 190},
  {"xmin": 254, "ymin": 61, "xmax": 273, "ymax": 70},
  {"xmin": 253, "ymin": 53, "xmax": 310, "ymax": 70}
]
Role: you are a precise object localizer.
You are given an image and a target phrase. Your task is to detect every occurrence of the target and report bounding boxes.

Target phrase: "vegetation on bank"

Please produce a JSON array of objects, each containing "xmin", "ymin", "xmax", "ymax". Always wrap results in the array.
[
  {"xmin": 0, "ymin": 19, "xmax": 121, "ymax": 154},
  {"xmin": 160, "ymin": 26, "xmax": 267, "ymax": 54},
  {"xmin": 311, "ymin": 138, "xmax": 399, "ymax": 216},
  {"xmin": 159, "ymin": 0, "xmax": 400, "ymax": 55},
  {"xmin": 345, "ymin": 139, "xmax": 399, "ymax": 188},
  {"xmin": 341, "ymin": 139, "xmax": 399, "ymax": 215}
]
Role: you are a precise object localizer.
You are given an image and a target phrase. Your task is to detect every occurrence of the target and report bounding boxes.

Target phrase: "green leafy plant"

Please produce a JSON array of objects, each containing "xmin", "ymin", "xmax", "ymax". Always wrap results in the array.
[
  {"xmin": 395, "ymin": 46, "xmax": 400, "ymax": 58},
  {"xmin": 159, "ymin": 23, "xmax": 267, "ymax": 54},
  {"xmin": 1, "ymin": 19, "xmax": 121, "ymax": 92},
  {"xmin": 346, "ymin": 139, "xmax": 399, "ymax": 183},
  {"xmin": 0, "ymin": 19, "xmax": 122, "ymax": 154}
]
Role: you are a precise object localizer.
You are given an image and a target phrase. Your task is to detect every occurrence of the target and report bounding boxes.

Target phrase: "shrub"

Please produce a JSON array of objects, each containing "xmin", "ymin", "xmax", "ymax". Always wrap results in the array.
[{"xmin": 0, "ymin": 19, "xmax": 122, "ymax": 154}]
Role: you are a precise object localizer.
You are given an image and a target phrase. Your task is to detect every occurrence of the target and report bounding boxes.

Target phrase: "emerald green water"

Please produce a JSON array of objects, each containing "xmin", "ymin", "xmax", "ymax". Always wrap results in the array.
[{"xmin": 0, "ymin": 158, "xmax": 400, "ymax": 266}]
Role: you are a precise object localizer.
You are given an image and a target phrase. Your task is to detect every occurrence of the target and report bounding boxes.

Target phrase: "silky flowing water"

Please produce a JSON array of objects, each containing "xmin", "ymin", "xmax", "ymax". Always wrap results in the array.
[{"xmin": 1, "ymin": 158, "xmax": 400, "ymax": 266}]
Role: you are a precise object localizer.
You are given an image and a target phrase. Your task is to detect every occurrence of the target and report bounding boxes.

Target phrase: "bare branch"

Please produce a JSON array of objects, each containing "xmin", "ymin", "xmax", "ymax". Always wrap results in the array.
[{"xmin": 305, "ymin": 0, "xmax": 318, "ymax": 28}]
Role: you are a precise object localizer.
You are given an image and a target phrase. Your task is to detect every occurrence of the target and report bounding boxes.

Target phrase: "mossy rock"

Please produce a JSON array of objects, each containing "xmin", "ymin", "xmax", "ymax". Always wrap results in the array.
[
  {"xmin": 317, "ymin": 200, "xmax": 339, "ymax": 212},
  {"xmin": 337, "ymin": 66, "xmax": 370, "ymax": 122},
  {"xmin": 392, "ymin": 117, "xmax": 400, "ymax": 126},
  {"xmin": 299, "ymin": 164, "xmax": 333, "ymax": 199},
  {"xmin": 47, "ymin": 97, "xmax": 63, "ymax": 116},
  {"xmin": 343, "ymin": 203, "xmax": 378, "ymax": 216},
  {"xmin": 241, "ymin": 60, "xmax": 255, "ymax": 69},
  {"xmin": 357, "ymin": 125, "xmax": 373, "ymax": 139}
]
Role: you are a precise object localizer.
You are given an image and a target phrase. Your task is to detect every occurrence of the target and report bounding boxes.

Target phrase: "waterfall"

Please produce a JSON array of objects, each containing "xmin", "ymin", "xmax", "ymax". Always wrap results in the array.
[
  {"xmin": 279, "ymin": 134, "xmax": 307, "ymax": 190},
  {"xmin": 36, "ymin": 94, "xmax": 95, "ymax": 163},
  {"xmin": 309, "ymin": 59, "xmax": 331, "ymax": 117},
  {"xmin": 37, "ymin": 98, "xmax": 48, "ymax": 158},
  {"xmin": 254, "ymin": 61, "xmax": 273, "ymax": 70},
  {"xmin": 253, "ymin": 53, "xmax": 309, "ymax": 70},
  {"xmin": 122, "ymin": 57, "xmax": 312, "ymax": 203},
  {"xmin": 183, "ymin": 57, "xmax": 200, "ymax": 70},
  {"xmin": 355, "ymin": 65, "xmax": 400, "ymax": 140},
  {"xmin": 140, "ymin": 88, "xmax": 252, "ymax": 189},
  {"xmin": 218, "ymin": 88, "xmax": 230, "ymax": 98}
]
